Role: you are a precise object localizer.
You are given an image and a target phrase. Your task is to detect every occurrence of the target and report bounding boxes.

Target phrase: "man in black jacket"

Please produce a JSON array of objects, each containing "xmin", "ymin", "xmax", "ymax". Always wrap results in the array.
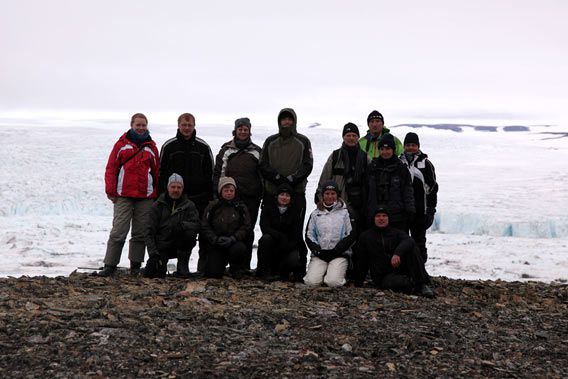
[
  {"xmin": 356, "ymin": 207, "xmax": 434, "ymax": 298},
  {"xmin": 144, "ymin": 174, "xmax": 200, "ymax": 278},
  {"xmin": 158, "ymin": 113, "xmax": 214, "ymax": 271}
]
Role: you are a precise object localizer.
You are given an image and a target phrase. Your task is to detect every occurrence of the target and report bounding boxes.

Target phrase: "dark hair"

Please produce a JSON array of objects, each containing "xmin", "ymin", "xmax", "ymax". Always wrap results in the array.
[{"xmin": 177, "ymin": 113, "xmax": 195, "ymax": 125}]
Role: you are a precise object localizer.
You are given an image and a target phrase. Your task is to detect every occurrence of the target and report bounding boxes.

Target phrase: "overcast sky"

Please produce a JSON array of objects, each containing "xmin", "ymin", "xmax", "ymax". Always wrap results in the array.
[{"xmin": 1, "ymin": 0, "xmax": 567, "ymax": 125}]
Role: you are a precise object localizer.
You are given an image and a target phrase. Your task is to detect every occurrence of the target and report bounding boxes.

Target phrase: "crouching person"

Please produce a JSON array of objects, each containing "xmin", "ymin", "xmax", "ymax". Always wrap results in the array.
[
  {"xmin": 304, "ymin": 181, "xmax": 356, "ymax": 287},
  {"xmin": 201, "ymin": 177, "xmax": 251, "ymax": 279},
  {"xmin": 356, "ymin": 207, "xmax": 434, "ymax": 298},
  {"xmin": 144, "ymin": 174, "xmax": 200, "ymax": 278},
  {"xmin": 256, "ymin": 184, "xmax": 302, "ymax": 281}
]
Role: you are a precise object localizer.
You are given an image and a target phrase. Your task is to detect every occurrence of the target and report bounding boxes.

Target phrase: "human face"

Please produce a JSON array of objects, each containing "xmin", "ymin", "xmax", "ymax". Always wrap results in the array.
[
  {"xmin": 380, "ymin": 147, "xmax": 394, "ymax": 159},
  {"xmin": 404, "ymin": 143, "xmax": 419, "ymax": 154},
  {"xmin": 277, "ymin": 192, "xmax": 291, "ymax": 206},
  {"xmin": 374, "ymin": 213, "xmax": 389, "ymax": 228},
  {"xmin": 221, "ymin": 185, "xmax": 236, "ymax": 200},
  {"xmin": 279, "ymin": 116, "xmax": 294, "ymax": 128},
  {"xmin": 343, "ymin": 132, "xmax": 359, "ymax": 147},
  {"xmin": 131, "ymin": 117, "xmax": 148, "ymax": 135},
  {"xmin": 235, "ymin": 126, "xmax": 250, "ymax": 141},
  {"xmin": 167, "ymin": 183, "xmax": 183, "ymax": 200},
  {"xmin": 368, "ymin": 119, "xmax": 384, "ymax": 137},
  {"xmin": 323, "ymin": 189, "xmax": 337, "ymax": 206},
  {"xmin": 178, "ymin": 118, "xmax": 195, "ymax": 139}
]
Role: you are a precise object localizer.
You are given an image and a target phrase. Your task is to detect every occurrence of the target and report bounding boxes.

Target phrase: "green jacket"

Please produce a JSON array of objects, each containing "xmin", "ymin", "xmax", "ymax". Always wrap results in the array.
[{"xmin": 358, "ymin": 127, "xmax": 403, "ymax": 159}]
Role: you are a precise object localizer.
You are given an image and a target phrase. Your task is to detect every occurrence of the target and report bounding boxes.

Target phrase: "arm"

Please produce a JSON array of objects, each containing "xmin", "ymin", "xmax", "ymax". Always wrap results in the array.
[
  {"xmin": 233, "ymin": 204, "xmax": 252, "ymax": 241},
  {"xmin": 424, "ymin": 159, "xmax": 438, "ymax": 209},
  {"xmin": 259, "ymin": 137, "xmax": 281, "ymax": 183},
  {"xmin": 401, "ymin": 166, "xmax": 416, "ymax": 215},
  {"xmin": 144, "ymin": 205, "xmax": 161, "ymax": 257},
  {"xmin": 332, "ymin": 208, "xmax": 357, "ymax": 254},
  {"xmin": 290, "ymin": 136, "xmax": 314, "ymax": 184},
  {"xmin": 304, "ymin": 212, "xmax": 321, "ymax": 253},
  {"xmin": 200, "ymin": 202, "xmax": 219, "ymax": 245},
  {"xmin": 204, "ymin": 144, "xmax": 215, "ymax": 201},
  {"xmin": 157, "ymin": 144, "xmax": 170, "ymax": 195},
  {"xmin": 212, "ymin": 144, "xmax": 228, "ymax": 199},
  {"xmin": 180, "ymin": 201, "xmax": 201, "ymax": 240},
  {"xmin": 315, "ymin": 152, "xmax": 334, "ymax": 204},
  {"xmin": 104, "ymin": 141, "xmax": 121, "ymax": 198}
]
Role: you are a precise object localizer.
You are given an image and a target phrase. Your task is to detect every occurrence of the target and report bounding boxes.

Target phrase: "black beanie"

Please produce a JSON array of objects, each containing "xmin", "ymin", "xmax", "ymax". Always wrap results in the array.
[
  {"xmin": 342, "ymin": 122, "xmax": 360, "ymax": 137},
  {"xmin": 379, "ymin": 133, "xmax": 395, "ymax": 151},
  {"xmin": 234, "ymin": 117, "xmax": 251, "ymax": 130},
  {"xmin": 373, "ymin": 207, "xmax": 390, "ymax": 217},
  {"xmin": 320, "ymin": 180, "xmax": 339, "ymax": 194},
  {"xmin": 367, "ymin": 110, "xmax": 384, "ymax": 124},
  {"xmin": 276, "ymin": 183, "xmax": 293, "ymax": 196},
  {"xmin": 404, "ymin": 132, "xmax": 420, "ymax": 147}
]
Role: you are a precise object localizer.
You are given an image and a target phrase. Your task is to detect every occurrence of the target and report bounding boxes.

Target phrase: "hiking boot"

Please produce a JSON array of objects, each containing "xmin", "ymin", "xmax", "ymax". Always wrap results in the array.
[
  {"xmin": 98, "ymin": 265, "xmax": 116, "ymax": 277},
  {"xmin": 171, "ymin": 270, "xmax": 191, "ymax": 279},
  {"xmin": 130, "ymin": 261, "xmax": 142, "ymax": 276},
  {"xmin": 418, "ymin": 284, "xmax": 435, "ymax": 298}
]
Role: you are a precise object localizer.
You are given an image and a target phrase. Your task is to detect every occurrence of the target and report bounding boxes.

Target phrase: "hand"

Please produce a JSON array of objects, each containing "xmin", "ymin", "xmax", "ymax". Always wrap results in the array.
[
  {"xmin": 425, "ymin": 208, "xmax": 436, "ymax": 229},
  {"xmin": 107, "ymin": 194, "xmax": 117, "ymax": 203},
  {"xmin": 286, "ymin": 175, "xmax": 294, "ymax": 184},
  {"xmin": 318, "ymin": 249, "xmax": 337, "ymax": 263},
  {"xmin": 391, "ymin": 254, "xmax": 401, "ymax": 268},
  {"xmin": 217, "ymin": 236, "xmax": 234, "ymax": 248}
]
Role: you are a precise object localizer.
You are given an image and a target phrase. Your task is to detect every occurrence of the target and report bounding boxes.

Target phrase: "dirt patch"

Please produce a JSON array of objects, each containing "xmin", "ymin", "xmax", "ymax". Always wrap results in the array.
[{"xmin": 1, "ymin": 273, "xmax": 567, "ymax": 378}]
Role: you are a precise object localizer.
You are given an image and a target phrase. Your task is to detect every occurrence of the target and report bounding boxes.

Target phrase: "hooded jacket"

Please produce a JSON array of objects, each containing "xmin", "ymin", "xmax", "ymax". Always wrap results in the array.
[
  {"xmin": 213, "ymin": 138, "xmax": 262, "ymax": 199},
  {"xmin": 359, "ymin": 126, "xmax": 403, "ymax": 159},
  {"xmin": 399, "ymin": 150, "xmax": 438, "ymax": 215},
  {"xmin": 158, "ymin": 129, "xmax": 214, "ymax": 206},
  {"xmin": 144, "ymin": 193, "xmax": 200, "ymax": 256},
  {"xmin": 260, "ymin": 108, "xmax": 313, "ymax": 195},
  {"xmin": 105, "ymin": 131, "xmax": 159, "ymax": 199}
]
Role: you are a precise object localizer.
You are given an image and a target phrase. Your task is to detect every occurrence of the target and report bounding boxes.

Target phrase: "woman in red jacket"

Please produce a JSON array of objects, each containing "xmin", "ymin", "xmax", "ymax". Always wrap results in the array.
[{"xmin": 98, "ymin": 113, "xmax": 160, "ymax": 277}]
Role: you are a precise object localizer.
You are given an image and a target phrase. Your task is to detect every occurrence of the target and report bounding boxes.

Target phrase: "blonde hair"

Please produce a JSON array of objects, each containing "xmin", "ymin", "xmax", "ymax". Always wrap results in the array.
[{"xmin": 130, "ymin": 113, "xmax": 148, "ymax": 126}]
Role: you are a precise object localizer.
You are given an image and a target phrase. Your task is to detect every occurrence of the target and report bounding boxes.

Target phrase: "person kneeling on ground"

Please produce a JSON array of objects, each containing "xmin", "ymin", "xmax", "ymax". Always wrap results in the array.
[
  {"xmin": 304, "ymin": 181, "xmax": 356, "ymax": 287},
  {"xmin": 256, "ymin": 184, "xmax": 302, "ymax": 281},
  {"xmin": 201, "ymin": 177, "xmax": 251, "ymax": 279},
  {"xmin": 356, "ymin": 207, "xmax": 434, "ymax": 298},
  {"xmin": 144, "ymin": 174, "xmax": 200, "ymax": 278}
]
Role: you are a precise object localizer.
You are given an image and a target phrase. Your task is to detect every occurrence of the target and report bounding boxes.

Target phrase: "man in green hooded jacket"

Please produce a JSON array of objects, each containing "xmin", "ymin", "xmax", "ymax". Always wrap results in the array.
[{"xmin": 359, "ymin": 110, "xmax": 403, "ymax": 159}]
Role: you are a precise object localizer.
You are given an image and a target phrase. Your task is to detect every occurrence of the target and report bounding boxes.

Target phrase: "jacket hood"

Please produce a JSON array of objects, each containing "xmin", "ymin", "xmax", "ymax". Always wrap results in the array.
[
  {"xmin": 277, "ymin": 108, "xmax": 297, "ymax": 135},
  {"xmin": 317, "ymin": 198, "xmax": 347, "ymax": 212}
]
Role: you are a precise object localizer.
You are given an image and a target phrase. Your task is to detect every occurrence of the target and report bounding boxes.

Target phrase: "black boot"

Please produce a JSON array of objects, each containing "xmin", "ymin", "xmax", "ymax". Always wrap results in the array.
[
  {"xmin": 173, "ymin": 250, "xmax": 191, "ymax": 278},
  {"xmin": 130, "ymin": 261, "xmax": 142, "ymax": 276},
  {"xmin": 418, "ymin": 284, "xmax": 435, "ymax": 298},
  {"xmin": 98, "ymin": 265, "xmax": 116, "ymax": 277}
]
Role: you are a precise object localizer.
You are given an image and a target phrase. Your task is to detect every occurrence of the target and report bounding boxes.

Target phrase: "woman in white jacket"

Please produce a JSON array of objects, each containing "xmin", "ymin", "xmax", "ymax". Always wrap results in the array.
[{"xmin": 304, "ymin": 181, "xmax": 356, "ymax": 287}]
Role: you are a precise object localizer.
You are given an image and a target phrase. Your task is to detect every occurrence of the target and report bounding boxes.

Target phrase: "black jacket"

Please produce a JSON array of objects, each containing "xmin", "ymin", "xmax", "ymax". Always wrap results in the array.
[
  {"xmin": 145, "ymin": 193, "xmax": 200, "ymax": 256},
  {"xmin": 158, "ymin": 130, "xmax": 214, "ymax": 207},
  {"xmin": 367, "ymin": 155, "xmax": 415, "ymax": 223},
  {"xmin": 201, "ymin": 198, "xmax": 251, "ymax": 245},
  {"xmin": 259, "ymin": 196, "xmax": 303, "ymax": 251},
  {"xmin": 400, "ymin": 151, "xmax": 438, "ymax": 215}
]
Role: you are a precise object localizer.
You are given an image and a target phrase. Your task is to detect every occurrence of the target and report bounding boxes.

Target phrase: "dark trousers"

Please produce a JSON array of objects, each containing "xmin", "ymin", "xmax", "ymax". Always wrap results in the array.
[
  {"xmin": 193, "ymin": 199, "xmax": 209, "ymax": 273},
  {"xmin": 204, "ymin": 241, "xmax": 248, "ymax": 278},
  {"xmin": 143, "ymin": 242, "xmax": 195, "ymax": 279},
  {"xmin": 294, "ymin": 193, "xmax": 308, "ymax": 278},
  {"xmin": 256, "ymin": 235, "xmax": 300, "ymax": 278},
  {"xmin": 409, "ymin": 214, "xmax": 428, "ymax": 262},
  {"xmin": 241, "ymin": 196, "xmax": 261, "ymax": 270}
]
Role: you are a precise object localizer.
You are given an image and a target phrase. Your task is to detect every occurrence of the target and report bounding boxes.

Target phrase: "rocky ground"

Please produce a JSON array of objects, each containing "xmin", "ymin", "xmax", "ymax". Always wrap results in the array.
[{"xmin": 0, "ymin": 272, "xmax": 567, "ymax": 378}]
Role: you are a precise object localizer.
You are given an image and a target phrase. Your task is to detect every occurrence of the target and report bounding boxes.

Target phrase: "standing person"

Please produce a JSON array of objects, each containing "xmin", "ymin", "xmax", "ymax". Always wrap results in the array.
[
  {"xmin": 260, "ymin": 108, "xmax": 313, "ymax": 280},
  {"xmin": 359, "ymin": 110, "xmax": 403, "ymax": 159},
  {"xmin": 399, "ymin": 132, "xmax": 438, "ymax": 262},
  {"xmin": 99, "ymin": 113, "xmax": 159, "ymax": 277},
  {"xmin": 304, "ymin": 181, "xmax": 356, "ymax": 287},
  {"xmin": 356, "ymin": 207, "xmax": 434, "ymax": 298},
  {"xmin": 201, "ymin": 177, "xmax": 251, "ymax": 279},
  {"xmin": 367, "ymin": 133, "xmax": 415, "ymax": 232},
  {"xmin": 213, "ymin": 117, "xmax": 262, "ymax": 270},
  {"xmin": 144, "ymin": 174, "xmax": 200, "ymax": 278},
  {"xmin": 256, "ymin": 184, "xmax": 302, "ymax": 281},
  {"xmin": 158, "ymin": 113, "xmax": 214, "ymax": 272}
]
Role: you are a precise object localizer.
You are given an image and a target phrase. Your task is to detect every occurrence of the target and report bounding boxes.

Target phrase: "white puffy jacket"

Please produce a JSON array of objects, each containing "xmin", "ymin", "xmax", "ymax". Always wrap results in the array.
[{"xmin": 305, "ymin": 200, "xmax": 353, "ymax": 257}]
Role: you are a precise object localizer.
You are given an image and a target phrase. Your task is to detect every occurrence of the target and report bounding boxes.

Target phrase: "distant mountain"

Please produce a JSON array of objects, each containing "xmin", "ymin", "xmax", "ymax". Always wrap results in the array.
[{"xmin": 392, "ymin": 123, "xmax": 531, "ymax": 132}]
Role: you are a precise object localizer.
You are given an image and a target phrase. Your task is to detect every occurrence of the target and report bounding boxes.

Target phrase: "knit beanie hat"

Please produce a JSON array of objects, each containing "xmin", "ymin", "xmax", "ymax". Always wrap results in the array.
[
  {"xmin": 373, "ymin": 207, "xmax": 390, "ymax": 217},
  {"xmin": 218, "ymin": 176, "xmax": 237, "ymax": 194},
  {"xmin": 367, "ymin": 110, "xmax": 384, "ymax": 124},
  {"xmin": 342, "ymin": 122, "xmax": 360, "ymax": 137},
  {"xmin": 404, "ymin": 132, "xmax": 420, "ymax": 147},
  {"xmin": 379, "ymin": 133, "xmax": 396, "ymax": 151},
  {"xmin": 276, "ymin": 183, "xmax": 293, "ymax": 196},
  {"xmin": 167, "ymin": 173, "xmax": 184, "ymax": 187},
  {"xmin": 234, "ymin": 117, "xmax": 251, "ymax": 130},
  {"xmin": 320, "ymin": 180, "xmax": 339, "ymax": 194}
]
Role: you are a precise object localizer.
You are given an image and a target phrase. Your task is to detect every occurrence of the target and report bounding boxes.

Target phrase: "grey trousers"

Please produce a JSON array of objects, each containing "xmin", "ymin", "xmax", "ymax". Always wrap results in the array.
[{"xmin": 103, "ymin": 197, "xmax": 153, "ymax": 266}]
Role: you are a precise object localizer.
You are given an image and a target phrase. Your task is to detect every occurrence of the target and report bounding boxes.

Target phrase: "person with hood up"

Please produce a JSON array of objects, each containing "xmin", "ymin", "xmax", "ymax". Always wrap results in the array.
[
  {"xmin": 158, "ymin": 112, "xmax": 214, "ymax": 272},
  {"xmin": 200, "ymin": 177, "xmax": 251, "ymax": 279},
  {"xmin": 304, "ymin": 181, "xmax": 356, "ymax": 287},
  {"xmin": 143, "ymin": 173, "xmax": 200, "ymax": 278},
  {"xmin": 356, "ymin": 207, "xmax": 434, "ymax": 298},
  {"xmin": 260, "ymin": 108, "xmax": 313, "ymax": 280},
  {"xmin": 359, "ymin": 110, "xmax": 403, "ymax": 159},
  {"xmin": 256, "ymin": 183, "xmax": 303, "ymax": 281},
  {"xmin": 98, "ymin": 113, "xmax": 159, "ymax": 277},
  {"xmin": 399, "ymin": 132, "xmax": 438, "ymax": 262},
  {"xmin": 367, "ymin": 133, "xmax": 415, "ymax": 231},
  {"xmin": 213, "ymin": 117, "xmax": 262, "ymax": 270}
]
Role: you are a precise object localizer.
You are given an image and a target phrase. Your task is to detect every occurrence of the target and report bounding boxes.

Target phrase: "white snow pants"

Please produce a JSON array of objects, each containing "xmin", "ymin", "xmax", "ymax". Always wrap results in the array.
[{"xmin": 304, "ymin": 256, "xmax": 348, "ymax": 287}]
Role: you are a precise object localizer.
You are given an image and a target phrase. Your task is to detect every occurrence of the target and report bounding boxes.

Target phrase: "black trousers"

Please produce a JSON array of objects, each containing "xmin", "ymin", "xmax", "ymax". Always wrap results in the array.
[
  {"xmin": 409, "ymin": 214, "xmax": 428, "ymax": 262},
  {"xmin": 241, "ymin": 196, "xmax": 261, "ymax": 270},
  {"xmin": 256, "ymin": 234, "xmax": 300, "ymax": 278},
  {"xmin": 203, "ymin": 241, "xmax": 248, "ymax": 278}
]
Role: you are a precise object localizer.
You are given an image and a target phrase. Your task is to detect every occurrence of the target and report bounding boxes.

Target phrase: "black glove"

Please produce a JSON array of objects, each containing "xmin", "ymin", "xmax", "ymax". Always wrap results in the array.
[
  {"xmin": 217, "ymin": 236, "xmax": 235, "ymax": 248},
  {"xmin": 318, "ymin": 249, "xmax": 339, "ymax": 263},
  {"xmin": 425, "ymin": 207, "xmax": 436, "ymax": 229},
  {"xmin": 286, "ymin": 175, "xmax": 295, "ymax": 184},
  {"xmin": 274, "ymin": 174, "xmax": 287, "ymax": 185},
  {"xmin": 170, "ymin": 221, "xmax": 184, "ymax": 234}
]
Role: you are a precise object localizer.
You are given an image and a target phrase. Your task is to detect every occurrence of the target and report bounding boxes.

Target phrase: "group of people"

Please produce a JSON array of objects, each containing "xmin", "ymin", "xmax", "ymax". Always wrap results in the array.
[{"xmin": 98, "ymin": 108, "xmax": 438, "ymax": 298}]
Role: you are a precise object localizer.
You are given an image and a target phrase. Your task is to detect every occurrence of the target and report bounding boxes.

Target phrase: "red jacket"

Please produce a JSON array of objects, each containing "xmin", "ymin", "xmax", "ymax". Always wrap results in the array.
[{"xmin": 105, "ymin": 132, "xmax": 160, "ymax": 199}]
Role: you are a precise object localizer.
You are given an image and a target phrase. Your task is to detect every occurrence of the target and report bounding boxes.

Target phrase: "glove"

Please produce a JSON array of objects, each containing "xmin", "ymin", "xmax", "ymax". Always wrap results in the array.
[
  {"xmin": 286, "ymin": 175, "xmax": 295, "ymax": 184},
  {"xmin": 425, "ymin": 207, "xmax": 436, "ymax": 229},
  {"xmin": 274, "ymin": 174, "xmax": 287, "ymax": 185},
  {"xmin": 271, "ymin": 231, "xmax": 286, "ymax": 242},
  {"xmin": 217, "ymin": 236, "xmax": 235, "ymax": 248},
  {"xmin": 319, "ymin": 249, "xmax": 340, "ymax": 263}
]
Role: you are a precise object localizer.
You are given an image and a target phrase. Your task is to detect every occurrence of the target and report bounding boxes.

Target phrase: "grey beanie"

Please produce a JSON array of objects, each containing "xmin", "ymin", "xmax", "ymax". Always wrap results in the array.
[
  {"xmin": 168, "ymin": 173, "xmax": 184, "ymax": 187},
  {"xmin": 218, "ymin": 176, "xmax": 237, "ymax": 194}
]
